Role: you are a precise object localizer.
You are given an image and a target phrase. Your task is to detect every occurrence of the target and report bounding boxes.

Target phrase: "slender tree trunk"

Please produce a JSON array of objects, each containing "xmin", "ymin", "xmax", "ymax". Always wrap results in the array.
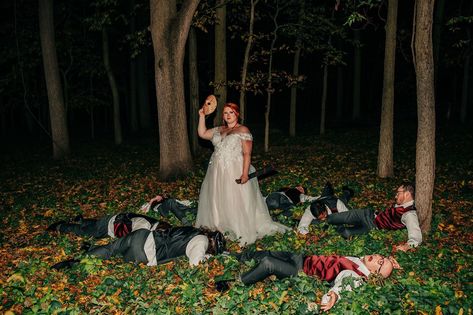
[
  {"xmin": 319, "ymin": 65, "xmax": 328, "ymax": 135},
  {"xmin": 38, "ymin": 0, "xmax": 70, "ymax": 159},
  {"xmin": 188, "ymin": 27, "xmax": 200, "ymax": 155},
  {"xmin": 213, "ymin": 0, "xmax": 227, "ymax": 125},
  {"xmin": 352, "ymin": 29, "xmax": 362, "ymax": 121},
  {"xmin": 377, "ymin": 0, "xmax": 398, "ymax": 178},
  {"xmin": 239, "ymin": 0, "xmax": 259, "ymax": 124},
  {"xmin": 263, "ymin": 3, "xmax": 280, "ymax": 153},
  {"xmin": 150, "ymin": 0, "xmax": 198, "ymax": 180},
  {"xmin": 102, "ymin": 27, "xmax": 122, "ymax": 145},
  {"xmin": 289, "ymin": 46, "xmax": 301, "ymax": 137},
  {"xmin": 413, "ymin": 0, "xmax": 436, "ymax": 234},
  {"xmin": 289, "ymin": 1, "xmax": 304, "ymax": 137}
]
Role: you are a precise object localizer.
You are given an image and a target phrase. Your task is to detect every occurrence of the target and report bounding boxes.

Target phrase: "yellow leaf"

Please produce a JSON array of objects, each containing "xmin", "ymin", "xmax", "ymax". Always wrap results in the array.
[
  {"xmin": 44, "ymin": 209, "xmax": 54, "ymax": 217},
  {"xmin": 435, "ymin": 305, "xmax": 443, "ymax": 315},
  {"xmin": 7, "ymin": 273, "xmax": 25, "ymax": 283},
  {"xmin": 458, "ymin": 308, "xmax": 464, "ymax": 315}
]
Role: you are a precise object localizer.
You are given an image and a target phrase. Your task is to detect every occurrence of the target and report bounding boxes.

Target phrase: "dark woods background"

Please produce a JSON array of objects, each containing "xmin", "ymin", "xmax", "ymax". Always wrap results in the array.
[{"xmin": 0, "ymin": 0, "xmax": 471, "ymax": 148}]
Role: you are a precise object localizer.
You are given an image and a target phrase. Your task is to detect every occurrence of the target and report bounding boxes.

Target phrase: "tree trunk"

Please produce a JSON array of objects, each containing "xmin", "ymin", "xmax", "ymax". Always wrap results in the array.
[
  {"xmin": 38, "ymin": 0, "xmax": 70, "ymax": 159},
  {"xmin": 319, "ymin": 65, "xmax": 328, "ymax": 135},
  {"xmin": 352, "ymin": 29, "xmax": 362, "ymax": 121},
  {"xmin": 213, "ymin": 0, "xmax": 227, "ymax": 126},
  {"xmin": 263, "ymin": 3, "xmax": 280, "ymax": 153},
  {"xmin": 289, "ymin": 46, "xmax": 301, "ymax": 137},
  {"xmin": 377, "ymin": 0, "xmax": 398, "ymax": 178},
  {"xmin": 289, "ymin": 1, "xmax": 304, "ymax": 137},
  {"xmin": 239, "ymin": 0, "xmax": 259, "ymax": 124},
  {"xmin": 102, "ymin": 27, "xmax": 122, "ymax": 145},
  {"xmin": 188, "ymin": 27, "xmax": 200, "ymax": 155},
  {"xmin": 150, "ymin": 0, "xmax": 197, "ymax": 180},
  {"xmin": 413, "ymin": 0, "xmax": 436, "ymax": 234}
]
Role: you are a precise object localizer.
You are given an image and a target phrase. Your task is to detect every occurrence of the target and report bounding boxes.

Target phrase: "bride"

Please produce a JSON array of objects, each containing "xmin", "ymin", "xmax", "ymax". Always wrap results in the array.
[{"xmin": 195, "ymin": 103, "xmax": 290, "ymax": 246}]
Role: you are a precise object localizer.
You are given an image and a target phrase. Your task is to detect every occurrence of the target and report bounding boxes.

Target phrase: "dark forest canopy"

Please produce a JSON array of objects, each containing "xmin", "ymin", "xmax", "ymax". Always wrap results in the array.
[{"xmin": 0, "ymin": 0, "xmax": 471, "ymax": 146}]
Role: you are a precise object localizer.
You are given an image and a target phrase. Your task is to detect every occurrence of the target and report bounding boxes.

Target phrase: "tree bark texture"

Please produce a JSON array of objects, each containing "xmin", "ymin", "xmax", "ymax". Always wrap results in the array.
[
  {"xmin": 213, "ymin": 0, "xmax": 227, "ymax": 126},
  {"xmin": 239, "ymin": 0, "xmax": 259, "ymax": 124},
  {"xmin": 289, "ymin": 46, "xmax": 300, "ymax": 137},
  {"xmin": 377, "ymin": 0, "xmax": 398, "ymax": 178},
  {"xmin": 414, "ymin": 0, "xmax": 436, "ymax": 234},
  {"xmin": 102, "ymin": 27, "xmax": 122, "ymax": 145},
  {"xmin": 150, "ymin": 0, "xmax": 197, "ymax": 180},
  {"xmin": 188, "ymin": 27, "xmax": 200, "ymax": 155},
  {"xmin": 38, "ymin": 0, "xmax": 70, "ymax": 159}
]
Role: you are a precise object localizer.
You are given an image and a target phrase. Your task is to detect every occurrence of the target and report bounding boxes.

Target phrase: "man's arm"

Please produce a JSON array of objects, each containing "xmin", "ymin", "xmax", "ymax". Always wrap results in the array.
[
  {"xmin": 400, "ymin": 210, "xmax": 422, "ymax": 249},
  {"xmin": 185, "ymin": 235, "xmax": 209, "ymax": 266},
  {"xmin": 297, "ymin": 206, "xmax": 316, "ymax": 234},
  {"xmin": 320, "ymin": 270, "xmax": 364, "ymax": 311}
]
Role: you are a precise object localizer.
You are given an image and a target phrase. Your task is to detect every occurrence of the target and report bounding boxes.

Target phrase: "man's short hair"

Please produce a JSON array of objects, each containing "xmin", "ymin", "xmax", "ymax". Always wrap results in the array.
[{"xmin": 400, "ymin": 181, "xmax": 415, "ymax": 198}]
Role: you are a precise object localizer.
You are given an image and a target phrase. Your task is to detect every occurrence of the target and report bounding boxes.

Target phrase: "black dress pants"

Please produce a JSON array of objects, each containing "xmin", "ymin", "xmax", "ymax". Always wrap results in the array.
[
  {"xmin": 327, "ymin": 208, "xmax": 376, "ymax": 238},
  {"xmin": 239, "ymin": 251, "xmax": 304, "ymax": 285}
]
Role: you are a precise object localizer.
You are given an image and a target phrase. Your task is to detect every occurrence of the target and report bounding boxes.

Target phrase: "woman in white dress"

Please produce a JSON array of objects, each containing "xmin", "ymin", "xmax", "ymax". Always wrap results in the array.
[{"xmin": 195, "ymin": 103, "xmax": 290, "ymax": 246}]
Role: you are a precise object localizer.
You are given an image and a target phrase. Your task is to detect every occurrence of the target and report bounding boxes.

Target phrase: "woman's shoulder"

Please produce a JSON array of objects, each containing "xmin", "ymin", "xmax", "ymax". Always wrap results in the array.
[{"xmin": 236, "ymin": 125, "xmax": 250, "ymax": 133}]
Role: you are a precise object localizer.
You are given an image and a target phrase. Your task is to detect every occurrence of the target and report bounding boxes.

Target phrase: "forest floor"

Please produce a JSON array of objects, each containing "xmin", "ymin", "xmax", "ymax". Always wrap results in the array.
[{"xmin": 0, "ymin": 126, "xmax": 472, "ymax": 314}]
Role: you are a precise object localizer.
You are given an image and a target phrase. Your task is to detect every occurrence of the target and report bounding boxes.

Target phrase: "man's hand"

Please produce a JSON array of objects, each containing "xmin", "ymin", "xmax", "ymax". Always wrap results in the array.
[
  {"xmin": 320, "ymin": 291, "xmax": 338, "ymax": 312},
  {"xmin": 393, "ymin": 243, "xmax": 412, "ymax": 252}
]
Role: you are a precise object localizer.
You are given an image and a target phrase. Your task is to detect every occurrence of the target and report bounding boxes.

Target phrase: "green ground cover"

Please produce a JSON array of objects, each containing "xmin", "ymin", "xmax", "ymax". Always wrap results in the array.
[{"xmin": 0, "ymin": 127, "xmax": 471, "ymax": 314}]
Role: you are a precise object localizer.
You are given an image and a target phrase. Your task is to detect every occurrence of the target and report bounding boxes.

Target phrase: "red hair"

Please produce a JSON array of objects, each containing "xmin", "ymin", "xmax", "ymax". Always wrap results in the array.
[
  {"xmin": 222, "ymin": 103, "xmax": 240, "ymax": 126},
  {"xmin": 223, "ymin": 103, "xmax": 240, "ymax": 117}
]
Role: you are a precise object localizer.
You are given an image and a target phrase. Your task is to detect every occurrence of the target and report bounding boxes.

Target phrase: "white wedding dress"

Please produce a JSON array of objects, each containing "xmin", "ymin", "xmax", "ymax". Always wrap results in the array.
[{"xmin": 195, "ymin": 128, "xmax": 290, "ymax": 246}]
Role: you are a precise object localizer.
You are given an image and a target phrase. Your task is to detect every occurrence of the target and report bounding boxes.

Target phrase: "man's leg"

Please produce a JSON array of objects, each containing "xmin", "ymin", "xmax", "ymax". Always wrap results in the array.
[
  {"xmin": 86, "ymin": 229, "xmax": 150, "ymax": 263},
  {"xmin": 240, "ymin": 251, "xmax": 301, "ymax": 285},
  {"xmin": 335, "ymin": 225, "xmax": 372, "ymax": 239},
  {"xmin": 161, "ymin": 199, "xmax": 197, "ymax": 224},
  {"xmin": 327, "ymin": 208, "xmax": 373, "ymax": 226}
]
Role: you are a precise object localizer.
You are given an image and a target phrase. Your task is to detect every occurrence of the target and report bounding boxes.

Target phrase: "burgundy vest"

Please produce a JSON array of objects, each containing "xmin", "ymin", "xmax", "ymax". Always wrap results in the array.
[
  {"xmin": 374, "ymin": 204, "xmax": 416, "ymax": 230},
  {"xmin": 303, "ymin": 255, "xmax": 365, "ymax": 282}
]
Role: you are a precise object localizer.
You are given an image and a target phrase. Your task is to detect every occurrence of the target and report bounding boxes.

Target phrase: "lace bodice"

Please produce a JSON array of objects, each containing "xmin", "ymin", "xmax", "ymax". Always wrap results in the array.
[{"xmin": 209, "ymin": 127, "xmax": 253, "ymax": 168}]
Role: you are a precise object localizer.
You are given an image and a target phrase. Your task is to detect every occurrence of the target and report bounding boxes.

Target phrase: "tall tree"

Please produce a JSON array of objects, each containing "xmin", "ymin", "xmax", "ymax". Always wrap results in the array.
[
  {"xmin": 413, "ymin": 0, "xmax": 436, "ymax": 233},
  {"xmin": 289, "ymin": 0, "xmax": 304, "ymax": 137},
  {"xmin": 38, "ymin": 0, "xmax": 70, "ymax": 159},
  {"xmin": 263, "ymin": 0, "xmax": 283, "ymax": 152},
  {"xmin": 102, "ymin": 27, "xmax": 122, "ymax": 145},
  {"xmin": 377, "ymin": 0, "xmax": 398, "ymax": 178},
  {"xmin": 213, "ymin": 0, "xmax": 227, "ymax": 125},
  {"xmin": 239, "ymin": 0, "xmax": 259, "ymax": 123},
  {"xmin": 149, "ymin": 0, "xmax": 198, "ymax": 180}
]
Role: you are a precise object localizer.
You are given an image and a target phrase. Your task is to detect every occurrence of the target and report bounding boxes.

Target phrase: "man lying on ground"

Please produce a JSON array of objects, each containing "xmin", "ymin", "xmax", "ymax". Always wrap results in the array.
[
  {"xmin": 141, "ymin": 195, "xmax": 197, "ymax": 225},
  {"xmin": 47, "ymin": 212, "xmax": 170, "ymax": 238},
  {"xmin": 216, "ymin": 250, "xmax": 400, "ymax": 312},
  {"xmin": 327, "ymin": 181, "xmax": 421, "ymax": 252},
  {"xmin": 52, "ymin": 226, "xmax": 226, "ymax": 269}
]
